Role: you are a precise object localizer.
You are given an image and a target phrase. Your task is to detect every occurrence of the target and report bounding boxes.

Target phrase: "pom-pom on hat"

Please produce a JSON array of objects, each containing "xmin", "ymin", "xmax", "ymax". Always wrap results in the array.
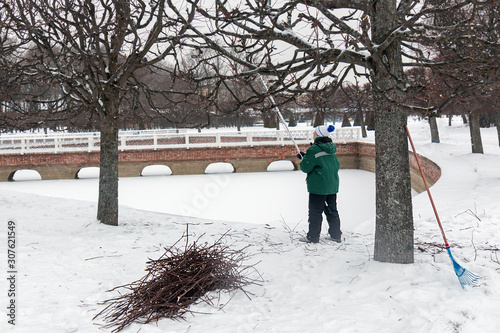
[{"xmin": 315, "ymin": 124, "xmax": 335, "ymax": 137}]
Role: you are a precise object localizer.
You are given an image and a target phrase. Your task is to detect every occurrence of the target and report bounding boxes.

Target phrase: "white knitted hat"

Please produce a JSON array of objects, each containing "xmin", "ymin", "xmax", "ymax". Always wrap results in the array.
[{"xmin": 315, "ymin": 125, "xmax": 335, "ymax": 137}]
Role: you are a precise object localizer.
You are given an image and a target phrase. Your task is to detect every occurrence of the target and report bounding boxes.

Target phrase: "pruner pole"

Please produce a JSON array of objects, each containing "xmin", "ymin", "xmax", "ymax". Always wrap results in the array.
[{"xmin": 257, "ymin": 75, "xmax": 301, "ymax": 154}]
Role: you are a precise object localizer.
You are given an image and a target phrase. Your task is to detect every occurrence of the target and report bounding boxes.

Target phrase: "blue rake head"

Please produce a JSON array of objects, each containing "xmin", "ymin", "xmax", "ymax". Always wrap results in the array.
[{"xmin": 446, "ymin": 247, "xmax": 480, "ymax": 289}]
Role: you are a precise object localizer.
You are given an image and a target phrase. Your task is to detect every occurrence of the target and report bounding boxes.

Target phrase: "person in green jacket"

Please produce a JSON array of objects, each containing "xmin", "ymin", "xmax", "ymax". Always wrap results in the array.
[{"xmin": 297, "ymin": 125, "xmax": 342, "ymax": 243}]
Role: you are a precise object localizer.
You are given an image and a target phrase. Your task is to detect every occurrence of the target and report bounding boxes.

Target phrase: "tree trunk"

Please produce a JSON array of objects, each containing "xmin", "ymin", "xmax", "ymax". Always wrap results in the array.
[
  {"xmin": 469, "ymin": 112, "xmax": 484, "ymax": 154},
  {"xmin": 372, "ymin": 0, "xmax": 414, "ymax": 264},
  {"xmin": 237, "ymin": 114, "xmax": 242, "ymax": 132},
  {"xmin": 462, "ymin": 113, "xmax": 468, "ymax": 124},
  {"xmin": 288, "ymin": 112, "xmax": 297, "ymax": 127},
  {"xmin": 354, "ymin": 110, "xmax": 362, "ymax": 126},
  {"xmin": 97, "ymin": 101, "xmax": 119, "ymax": 226},
  {"xmin": 312, "ymin": 110, "xmax": 324, "ymax": 127},
  {"xmin": 341, "ymin": 113, "xmax": 351, "ymax": 127},
  {"xmin": 262, "ymin": 110, "xmax": 277, "ymax": 128},
  {"xmin": 496, "ymin": 104, "xmax": 500, "ymax": 147},
  {"xmin": 366, "ymin": 111, "xmax": 375, "ymax": 130},
  {"xmin": 429, "ymin": 115, "xmax": 440, "ymax": 143},
  {"xmin": 358, "ymin": 107, "xmax": 368, "ymax": 138}
]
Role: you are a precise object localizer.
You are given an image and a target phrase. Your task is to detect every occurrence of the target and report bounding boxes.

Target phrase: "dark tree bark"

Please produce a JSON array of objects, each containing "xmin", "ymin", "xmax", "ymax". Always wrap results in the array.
[
  {"xmin": 496, "ymin": 105, "xmax": 500, "ymax": 147},
  {"xmin": 341, "ymin": 113, "xmax": 351, "ymax": 127},
  {"xmin": 288, "ymin": 112, "xmax": 298, "ymax": 127},
  {"xmin": 354, "ymin": 108, "xmax": 368, "ymax": 137},
  {"xmin": 354, "ymin": 111, "xmax": 362, "ymax": 126},
  {"xmin": 98, "ymin": 117, "xmax": 119, "ymax": 226},
  {"xmin": 262, "ymin": 110, "xmax": 278, "ymax": 128},
  {"xmin": 372, "ymin": 0, "xmax": 413, "ymax": 264},
  {"xmin": 360, "ymin": 118, "xmax": 367, "ymax": 138},
  {"xmin": 366, "ymin": 112, "xmax": 375, "ymax": 130},
  {"xmin": 429, "ymin": 116, "xmax": 440, "ymax": 143},
  {"xmin": 469, "ymin": 112, "xmax": 484, "ymax": 154},
  {"xmin": 313, "ymin": 111, "xmax": 325, "ymax": 127}
]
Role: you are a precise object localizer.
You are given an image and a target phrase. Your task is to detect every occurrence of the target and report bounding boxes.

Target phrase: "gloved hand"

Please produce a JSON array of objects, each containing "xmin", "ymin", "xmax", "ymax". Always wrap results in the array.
[{"xmin": 296, "ymin": 151, "xmax": 305, "ymax": 159}]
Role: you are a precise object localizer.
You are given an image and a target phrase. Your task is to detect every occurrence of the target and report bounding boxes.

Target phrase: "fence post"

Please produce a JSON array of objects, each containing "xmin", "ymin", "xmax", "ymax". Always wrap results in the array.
[
  {"xmin": 54, "ymin": 137, "xmax": 59, "ymax": 154},
  {"xmin": 120, "ymin": 135, "xmax": 126, "ymax": 151},
  {"xmin": 21, "ymin": 138, "xmax": 26, "ymax": 155},
  {"xmin": 247, "ymin": 132, "xmax": 253, "ymax": 147},
  {"xmin": 279, "ymin": 130, "xmax": 285, "ymax": 146},
  {"xmin": 88, "ymin": 136, "xmax": 94, "ymax": 152}
]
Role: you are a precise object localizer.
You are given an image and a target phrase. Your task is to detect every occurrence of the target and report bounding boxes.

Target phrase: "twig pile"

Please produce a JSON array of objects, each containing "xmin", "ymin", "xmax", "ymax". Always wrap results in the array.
[{"xmin": 93, "ymin": 231, "xmax": 259, "ymax": 332}]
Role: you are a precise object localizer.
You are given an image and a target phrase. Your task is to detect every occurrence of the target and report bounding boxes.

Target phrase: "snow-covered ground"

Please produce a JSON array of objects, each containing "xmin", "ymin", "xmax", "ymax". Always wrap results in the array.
[{"xmin": 1, "ymin": 117, "xmax": 500, "ymax": 333}]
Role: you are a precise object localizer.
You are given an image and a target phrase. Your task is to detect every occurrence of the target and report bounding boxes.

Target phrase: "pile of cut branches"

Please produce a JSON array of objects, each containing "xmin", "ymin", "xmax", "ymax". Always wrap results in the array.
[{"xmin": 93, "ymin": 231, "xmax": 260, "ymax": 332}]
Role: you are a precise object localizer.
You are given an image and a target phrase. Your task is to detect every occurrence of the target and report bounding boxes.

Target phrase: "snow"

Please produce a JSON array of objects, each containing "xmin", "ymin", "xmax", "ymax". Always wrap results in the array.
[
  {"xmin": 141, "ymin": 165, "xmax": 173, "ymax": 177},
  {"xmin": 9, "ymin": 169, "xmax": 42, "ymax": 181},
  {"xmin": 204, "ymin": 162, "xmax": 235, "ymax": 174},
  {"xmin": 77, "ymin": 167, "xmax": 100, "ymax": 179},
  {"xmin": 1, "ymin": 117, "xmax": 500, "ymax": 332},
  {"xmin": 267, "ymin": 160, "xmax": 295, "ymax": 172}
]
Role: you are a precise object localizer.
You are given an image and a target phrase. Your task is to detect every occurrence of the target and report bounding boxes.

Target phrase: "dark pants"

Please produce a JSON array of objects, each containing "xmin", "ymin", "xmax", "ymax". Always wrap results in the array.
[{"xmin": 307, "ymin": 193, "xmax": 342, "ymax": 242}]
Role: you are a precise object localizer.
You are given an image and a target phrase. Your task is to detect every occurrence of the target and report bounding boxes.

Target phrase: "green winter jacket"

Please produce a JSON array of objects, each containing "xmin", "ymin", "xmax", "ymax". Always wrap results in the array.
[{"xmin": 299, "ymin": 137, "xmax": 340, "ymax": 195}]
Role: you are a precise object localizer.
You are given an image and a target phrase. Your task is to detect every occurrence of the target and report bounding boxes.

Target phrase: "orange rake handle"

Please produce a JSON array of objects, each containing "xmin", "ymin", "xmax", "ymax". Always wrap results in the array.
[{"xmin": 405, "ymin": 126, "xmax": 449, "ymax": 247}]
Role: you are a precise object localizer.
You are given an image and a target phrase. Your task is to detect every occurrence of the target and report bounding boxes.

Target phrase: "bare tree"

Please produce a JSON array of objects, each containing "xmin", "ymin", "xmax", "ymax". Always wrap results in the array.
[
  {"xmin": 0, "ymin": 13, "xmax": 46, "ymax": 131},
  {"xmin": 160, "ymin": 0, "xmax": 494, "ymax": 263},
  {"xmin": 297, "ymin": 90, "xmax": 338, "ymax": 127},
  {"xmin": 403, "ymin": 66, "xmax": 443, "ymax": 143},
  {"xmin": 423, "ymin": 1, "xmax": 500, "ymax": 151},
  {"xmin": 339, "ymin": 81, "xmax": 372, "ymax": 138},
  {"xmin": 3, "ymin": 0, "xmax": 195, "ymax": 226}
]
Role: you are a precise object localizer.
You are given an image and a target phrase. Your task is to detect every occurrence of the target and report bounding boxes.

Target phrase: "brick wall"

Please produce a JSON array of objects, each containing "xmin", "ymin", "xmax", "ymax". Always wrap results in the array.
[{"xmin": 0, "ymin": 142, "xmax": 441, "ymax": 193}]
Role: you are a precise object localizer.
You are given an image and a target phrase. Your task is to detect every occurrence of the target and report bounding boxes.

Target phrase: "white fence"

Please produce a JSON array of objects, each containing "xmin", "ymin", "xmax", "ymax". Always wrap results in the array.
[{"xmin": 0, "ymin": 127, "xmax": 361, "ymax": 155}]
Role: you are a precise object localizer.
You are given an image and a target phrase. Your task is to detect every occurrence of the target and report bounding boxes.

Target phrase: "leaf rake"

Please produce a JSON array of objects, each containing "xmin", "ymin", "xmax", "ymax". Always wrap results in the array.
[{"xmin": 406, "ymin": 126, "xmax": 479, "ymax": 289}]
